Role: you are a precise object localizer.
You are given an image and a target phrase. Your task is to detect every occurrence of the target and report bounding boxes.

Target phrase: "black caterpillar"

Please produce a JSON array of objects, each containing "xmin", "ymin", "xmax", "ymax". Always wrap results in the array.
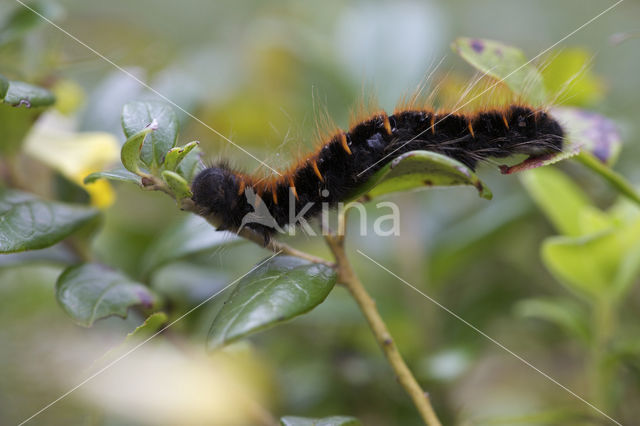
[{"xmin": 191, "ymin": 105, "xmax": 564, "ymax": 241}]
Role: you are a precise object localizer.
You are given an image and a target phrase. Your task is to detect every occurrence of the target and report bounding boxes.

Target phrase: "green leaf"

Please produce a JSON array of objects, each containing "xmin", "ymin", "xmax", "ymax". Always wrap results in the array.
[
  {"xmin": 280, "ymin": 416, "xmax": 361, "ymax": 426},
  {"xmin": 121, "ymin": 101, "xmax": 178, "ymax": 167},
  {"xmin": 163, "ymin": 141, "xmax": 199, "ymax": 171},
  {"xmin": 520, "ymin": 167, "xmax": 594, "ymax": 237},
  {"xmin": 515, "ymin": 297, "xmax": 590, "ymax": 343},
  {"xmin": 207, "ymin": 256, "xmax": 337, "ymax": 350},
  {"xmin": 541, "ymin": 48, "xmax": 604, "ymax": 107},
  {"xmin": 120, "ymin": 123, "xmax": 156, "ymax": 174},
  {"xmin": 452, "ymin": 37, "xmax": 547, "ymax": 105},
  {"xmin": 84, "ymin": 168, "xmax": 143, "ymax": 186},
  {"xmin": 578, "ymin": 205, "xmax": 614, "ymax": 235},
  {"xmin": 2, "ymin": 80, "xmax": 55, "ymax": 108},
  {"xmin": 542, "ymin": 220, "xmax": 640, "ymax": 302},
  {"xmin": 347, "ymin": 150, "xmax": 491, "ymax": 202},
  {"xmin": 161, "ymin": 170, "xmax": 192, "ymax": 202},
  {"xmin": 140, "ymin": 215, "xmax": 240, "ymax": 277},
  {"xmin": 0, "ymin": 0, "xmax": 62, "ymax": 45},
  {"xmin": 93, "ymin": 312, "xmax": 168, "ymax": 367},
  {"xmin": 176, "ymin": 145, "xmax": 204, "ymax": 183},
  {"xmin": 55, "ymin": 263, "xmax": 160, "ymax": 327},
  {"xmin": 0, "ymin": 74, "xmax": 8, "ymax": 99},
  {"xmin": 123, "ymin": 311, "xmax": 168, "ymax": 342},
  {"xmin": 0, "ymin": 190, "xmax": 99, "ymax": 253}
]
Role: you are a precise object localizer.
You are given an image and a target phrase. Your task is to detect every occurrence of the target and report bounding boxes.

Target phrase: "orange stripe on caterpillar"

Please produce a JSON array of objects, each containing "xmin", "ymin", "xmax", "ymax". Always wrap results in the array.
[
  {"xmin": 383, "ymin": 114, "xmax": 392, "ymax": 135},
  {"xmin": 311, "ymin": 159, "xmax": 324, "ymax": 182},
  {"xmin": 339, "ymin": 133, "xmax": 352, "ymax": 155},
  {"xmin": 502, "ymin": 113, "xmax": 510, "ymax": 129},
  {"xmin": 288, "ymin": 176, "xmax": 299, "ymax": 200}
]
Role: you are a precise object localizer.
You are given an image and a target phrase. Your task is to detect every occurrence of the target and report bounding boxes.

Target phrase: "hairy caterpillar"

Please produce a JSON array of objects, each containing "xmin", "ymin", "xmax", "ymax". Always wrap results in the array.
[{"xmin": 191, "ymin": 104, "xmax": 564, "ymax": 242}]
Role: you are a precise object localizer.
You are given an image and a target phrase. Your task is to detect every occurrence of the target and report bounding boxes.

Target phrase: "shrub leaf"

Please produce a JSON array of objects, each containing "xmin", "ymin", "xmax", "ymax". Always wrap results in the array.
[
  {"xmin": 56, "ymin": 263, "xmax": 159, "ymax": 327},
  {"xmin": 207, "ymin": 256, "xmax": 336, "ymax": 350},
  {"xmin": 161, "ymin": 170, "xmax": 192, "ymax": 202},
  {"xmin": 122, "ymin": 101, "xmax": 178, "ymax": 167},
  {"xmin": 164, "ymin": 141, "xmax": 199, "ymax": 171},
  {"xmin": 0, "ymin": 190, "xmax": 99, "ymax": 253},
  {"xmin": 452, "ymin": 37, "xmax": 547, "ymax": 105},
  {"xmin": 2, "ymin": 80, "xmax": 55, "ymax": 108},
  {"xmin": 347, "ymin": 150, "xmax": 492, "ymax": 202},
  {"xmin": 84, "ymin": 168, "xmax": 143, "ymax": 186}
]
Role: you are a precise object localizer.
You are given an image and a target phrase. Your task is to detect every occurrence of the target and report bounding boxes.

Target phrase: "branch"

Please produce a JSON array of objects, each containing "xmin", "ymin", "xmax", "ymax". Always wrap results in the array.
[
  {"xmin": 179, "ymin": 198, "xmax": 333, "ymax": 267},
  {"xmin": 325, "ymin": 233, "xmax": 442, "ymax": 426}
]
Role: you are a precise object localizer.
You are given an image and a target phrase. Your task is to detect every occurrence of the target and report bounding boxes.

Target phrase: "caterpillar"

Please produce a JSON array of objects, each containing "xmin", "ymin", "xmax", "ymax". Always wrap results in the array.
[{"xmin": 191, "ymin": 104, "xmax": 564, "ymax": 242}]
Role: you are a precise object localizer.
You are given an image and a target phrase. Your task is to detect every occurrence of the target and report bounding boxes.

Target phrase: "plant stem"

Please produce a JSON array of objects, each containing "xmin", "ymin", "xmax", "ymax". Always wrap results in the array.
[
  {"xmin": 325, "ymin": 233, "xmax": 442, "ymax": 426},
  {"xmin": 589, "ymin": 298, "xmax": 616, "ymax": 412},
  {"xmin": 577, "ymin": 152, "xmax": 640, "ymax": 206}
]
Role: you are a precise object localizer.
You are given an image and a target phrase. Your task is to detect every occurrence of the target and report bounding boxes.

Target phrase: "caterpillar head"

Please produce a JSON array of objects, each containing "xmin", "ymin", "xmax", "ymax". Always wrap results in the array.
[
  {"xmin": 191, "ymin": 164, "xmax": 243, "ymax": 229},
  {"xmin": 505, "ymin": 108, "xmax": 565, "ymax": 157}
]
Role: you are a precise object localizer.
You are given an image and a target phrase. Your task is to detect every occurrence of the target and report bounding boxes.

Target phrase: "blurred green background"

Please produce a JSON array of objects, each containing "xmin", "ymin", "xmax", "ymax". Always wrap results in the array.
[{"xmin": 1, "ymin": 0, "xmax": 640, "ymax": 425}]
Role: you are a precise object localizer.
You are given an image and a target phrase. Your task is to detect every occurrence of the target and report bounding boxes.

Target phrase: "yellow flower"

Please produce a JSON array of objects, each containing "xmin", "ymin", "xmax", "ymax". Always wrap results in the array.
[
  {"xmin": 51, "ymin": 79, "xmax": 86, "ymax": 116},
  {"xmin": 24, "ymin": 112, "xmax": 120, "ymax": 208}
]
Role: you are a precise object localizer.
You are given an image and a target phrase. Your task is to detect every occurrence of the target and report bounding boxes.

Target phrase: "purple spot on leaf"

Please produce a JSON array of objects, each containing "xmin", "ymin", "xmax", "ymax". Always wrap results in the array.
[{"xmin": 470, "ymin": 39, "xmax": 484, "ymax": 53}]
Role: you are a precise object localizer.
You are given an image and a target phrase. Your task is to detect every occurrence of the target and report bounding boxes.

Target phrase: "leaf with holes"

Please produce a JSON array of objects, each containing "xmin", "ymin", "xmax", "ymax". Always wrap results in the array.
[
  {"xmin": 207, "ymin": 256, "xmax": 337, "ymax": 350},
  {"xmin": 122, "ymin": 101, "xmax": 178, "ymax": 167},
  {"xmin": 56, "ymin": 263, "xmax": 160, "ymax": 327},
  {"xmin": 452, "ymin": 37, "xmax": 547, "ymax": 105},
  {"xmin": 0, "ymin": 190, "xmax": 99, "ymax": 253},
  {"xmin": 164, "ymin": 141, "xmax": 200, "ymax": 171},
  {"xmin": 452, "ymin": 38, "xmax": 623, "ymax": 176},
  {"xmin": 347, "ymin": 150, "xmax": 491, "ymax": 202}
]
